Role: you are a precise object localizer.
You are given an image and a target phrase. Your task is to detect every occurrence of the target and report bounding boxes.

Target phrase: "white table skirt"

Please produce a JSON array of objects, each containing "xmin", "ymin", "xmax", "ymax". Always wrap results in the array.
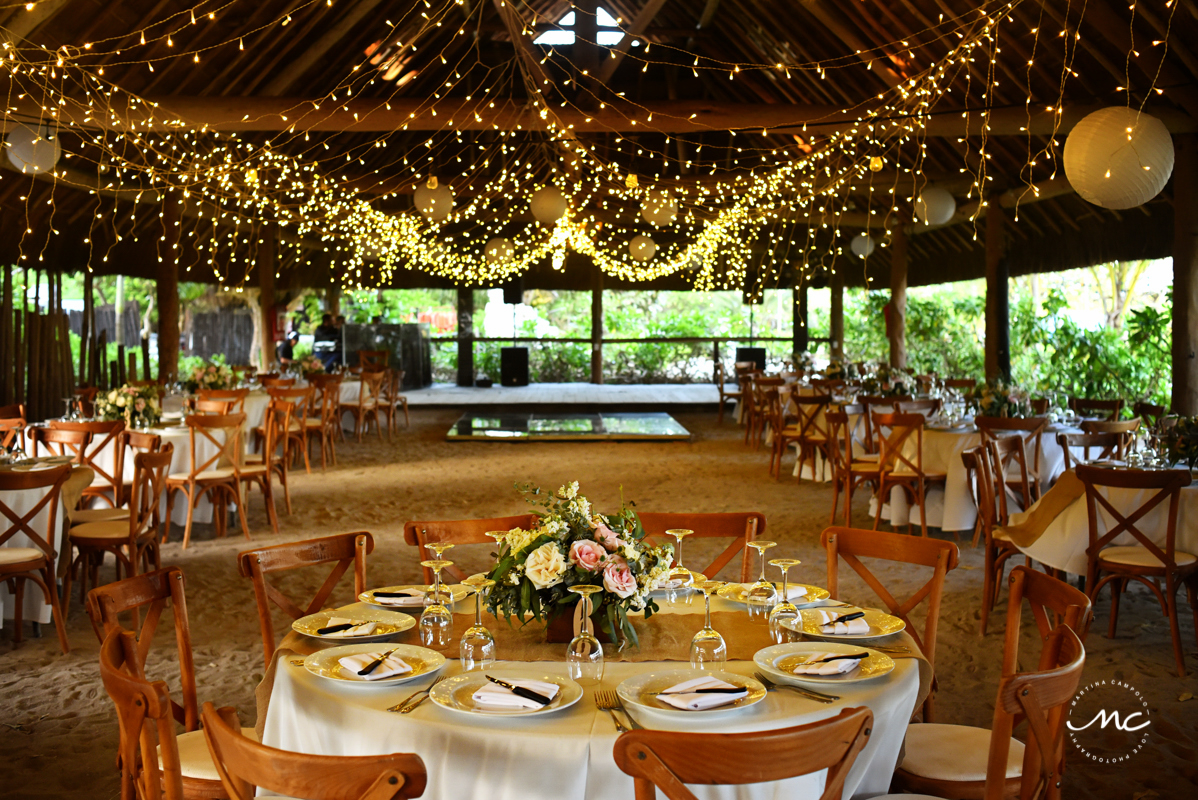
[
  {"xmin": 1015, "ymin": 483, "xmax": 1198, "ymax": 575},
  {"xmin": 0, "ymin": 477, "xmax": 68, "ymax": 626}
]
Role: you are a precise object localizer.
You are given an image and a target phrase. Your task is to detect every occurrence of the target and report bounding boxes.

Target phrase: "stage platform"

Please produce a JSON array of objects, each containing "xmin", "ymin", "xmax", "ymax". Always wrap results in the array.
[
  {"xmin": 404, "ymin": 382, "xmax": 724, "ymax": 412},
  {"xmin": 447, "ymin": 412, "xmax": 691, "ymax": 442}
]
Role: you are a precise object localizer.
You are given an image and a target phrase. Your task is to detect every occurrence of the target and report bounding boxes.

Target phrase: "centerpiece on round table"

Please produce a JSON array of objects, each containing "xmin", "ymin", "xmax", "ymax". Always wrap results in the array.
[
  {"xmin": 1165, "ymin": 417, "xmax": 1198, "ymax": 469},
  {"xmin": 94, "ymin": 384, "xmax": 162, "ymax": 429},
  {"xmin": 298, "ymin": 354, "xmax": 324, "ymax": 374},
  {"xmin": 484, "ymin": 482, "xmax": 673, "ymax": 646},
  {"xmin": 860, "ymin": 365, "xmax": 915, "ymax": 397},
  {"xmin": 969, "ymin": 378, "xmax": 1031, "ymax": 418},
  {"xmin": 183, "ymin": 362, "xmax": 237, "ymax": 393}
]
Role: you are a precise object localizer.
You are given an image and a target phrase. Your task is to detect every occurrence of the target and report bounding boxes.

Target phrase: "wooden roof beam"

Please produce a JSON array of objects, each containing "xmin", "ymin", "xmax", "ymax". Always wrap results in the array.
[{"xmin": 596, "ymin": 0, "xmax": 670, "ymax": 84}]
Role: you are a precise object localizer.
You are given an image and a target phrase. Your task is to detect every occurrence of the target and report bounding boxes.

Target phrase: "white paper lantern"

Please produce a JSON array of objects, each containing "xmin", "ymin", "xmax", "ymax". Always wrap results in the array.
[
  {"xmin": 484, "ymin": 236, "xmax": 514, "ymax": 264},
  {"xmin": 629, "ymin": 234, "xmax": 656, "ymax": 262},
  {"xmin": 6, "ymin": 124, "xmax": 60, "ymax": 174},
  {"xmin": 413, "ymin": 179, "xmax": 454, "ymax": 221},
  {"xmin": 914, "ymin": 186, "xmax": 956, "ymax": 226},
  {"xmin": 1064, "ymin": 106, "xmax": 1174, "ymax": 210},
  {"xmin": 640, "ymin": 191, "xmax": 678, "ymax": 226},
  {"xmin": 530, "ymin": 186, "xmax": 568, "ymax": 223},
  {"xmin": 850, "ymin": 233, "xmax": 875, "ymax": 258}
]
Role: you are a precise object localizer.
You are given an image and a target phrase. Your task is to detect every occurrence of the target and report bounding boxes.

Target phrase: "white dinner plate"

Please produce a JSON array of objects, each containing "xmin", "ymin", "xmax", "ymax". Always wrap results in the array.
[
  {"xmin": 788, "ymin": 607, "xmax": 906, "ymax": 640},
  {"xmin": 291, "ymin": 607, "xmax": 415, "ymax": 642},
  {"xmin": 755, "ymin": 642, "xmax": 895, "ymax": 686},
  {"xmin": 716, "ymin": 582, "xmax": 830, "ymax": 608},
  {"xmin": 358, "ymin": 584, "xmax": 469, "ymax": 608},
  {"xmin": 303, "ymin": 643, "xmax": 445, "ymax": 686},
  {"xmin": 429, "ymin": 668, "xmax": 583, "ymax": 717},
  {"xmin": 616, "ymin": 669, "xmax": 766, "ymax": 716},
  {"xmin": 648, "ymin": 572, "xmax": 708, "ymax": 596}
]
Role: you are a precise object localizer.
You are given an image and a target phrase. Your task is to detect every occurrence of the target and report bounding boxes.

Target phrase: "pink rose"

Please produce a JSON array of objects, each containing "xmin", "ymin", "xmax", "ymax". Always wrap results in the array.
[
  {"xmin": 593, "ymin": 523, "xmax": 620, "ymax": 552},
  {"xmin": 602, "ymin": 556, "xmax": 637, "ymax": 599},
  {"xmin": 134, "ymin": 398, "xmax": 146, "ymax": 411},
  {"xmin": 569, "ymin": 539, "xmax": 607, "ymax": 572}
]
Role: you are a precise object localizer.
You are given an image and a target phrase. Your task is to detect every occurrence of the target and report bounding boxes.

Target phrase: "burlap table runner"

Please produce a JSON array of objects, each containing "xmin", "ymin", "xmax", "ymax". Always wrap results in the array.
[{"xmin": 997, "ymin": 470, "xmax": 1085, "ymax": 548}]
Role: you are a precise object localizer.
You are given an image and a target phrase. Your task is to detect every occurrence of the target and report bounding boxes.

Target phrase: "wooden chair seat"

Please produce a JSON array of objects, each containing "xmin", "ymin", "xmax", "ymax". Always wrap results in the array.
[
  {"xmin": 0, "ymin": 546, "xmax": 45, "ymax": 565},
  {"xmin": 899, "ymin": 723, "xmax": 1024, "ymax": 782},
  {"xmin": 70, "ymin": 520, "xmax": 156, "ymax": 542},
  {"xmin": 72, "ymin": 507, "xmax": 131, "ymax": 524},
  {"xmin": 849, "ymin": 462, "xmax": 881, "ymax": 473},
  {"xmin": 888, "ymin": 467, "xmax": 947, "ymax": 479},
  {"xmin": 167, "ymin": 727, "xmax": 260, "ymax": 783},
  {"xmin": 1099, "ymin": 545, "xmax": 1197, "ymax": 568},
  {"xmin": 169, "ymin": 467, "xmax": 237, "ymax": 482}
]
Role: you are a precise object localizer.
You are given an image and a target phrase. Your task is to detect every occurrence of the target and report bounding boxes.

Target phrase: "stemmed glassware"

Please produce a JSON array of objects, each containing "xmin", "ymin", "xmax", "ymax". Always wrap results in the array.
[
  {"xmin": 664, "ymin": 528, "xmax": 695, "ymax": 604},
  {"xmin": 423, "ymin": 542, "xmax": 456, "ymax": 608},
  {"xmin": 418, "ymin": 559, "xmax": 454, "ymax": 647},
  {"xmin": 566, "ymin": 584, "xmax": 604, "ymax": 685},
  {"xmin": 767, "ymin": 558, "xmax": 803, "ymax": 644},
  {"xmin": 459, "ymin": 574, "xmax": 496, "ymax": 671},
  {"xmin": 690, "ymin": 580, "xmax": 728, "ymax": 669},
  {"xmin": 744, "ymin": 540, "xmax": 779, "ymax": 621}
]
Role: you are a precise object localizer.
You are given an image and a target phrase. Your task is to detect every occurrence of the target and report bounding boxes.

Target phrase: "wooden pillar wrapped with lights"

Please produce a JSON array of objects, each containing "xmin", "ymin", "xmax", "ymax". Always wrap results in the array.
[
  {"xmin": 984, "ymin": 194, "xmax": 1010, "ymax": 383},
  {"xmin": 257, "ymin": 225, "xmax": 278, "ymax": 372},
  {"xmin": 591, "ymin": 265, "xmax": 604, "ymax": 385},
  {"xmin": 888, "ymin": 226, "xmax": 908, "ymax": 370},
  {"xmin": 830, "ymin": 268, "xmax": 845, "ymax": 361},
  {"xmin": 156, "ymin": 193, "xmax": 182, "ymax": 384},
  {"xmin": 456, "ymin": 287, "xmax": 474, "ymax": 388},
  {"xmin": 793, "ymin": 275, "xmax": 809, "ymax": 357},
  {"xmin": 1173, "ymin": 134, "xmax": 1198, "ymax": 415}
]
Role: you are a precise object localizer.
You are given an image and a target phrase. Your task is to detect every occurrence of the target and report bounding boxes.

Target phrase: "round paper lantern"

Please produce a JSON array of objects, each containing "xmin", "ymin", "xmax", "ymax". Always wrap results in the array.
[
  {"xmin": 484, "ymin": 236, "xmax": 514, "ymax": 264},
  {"xmin": 629, "ymin": 234, "xmax": 656, "ymax": 262},
  {"xmin": 850, "ymin": 233, "xmax": 875, "ymax": 258},
  {"xmin": 640, "ymin": 191, "xmax": 678, "ymax": 226},
  {"xmin": 914, "ymin": 186, "xmax": 956, "ymax": 226},
  {"xmin": 1064, "ymin": 106, "xmax": 1174, "ymax": 210},
  {"xmin": 413, "ymin": 178, "xmax": 454, "ymax": 221},
  {"xmin": 530, "ymin": 186, "xmax": 568, "ymax": 223},
  {"xmin": 6, "ymin": 124, "xmax": 60, "ymax": 174}
]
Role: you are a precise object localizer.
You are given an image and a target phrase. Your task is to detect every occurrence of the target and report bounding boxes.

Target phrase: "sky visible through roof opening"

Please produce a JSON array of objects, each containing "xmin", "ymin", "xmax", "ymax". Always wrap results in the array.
[{"xmin": 535, "ymin": 8, "xmax": 641, "ymax": 47}]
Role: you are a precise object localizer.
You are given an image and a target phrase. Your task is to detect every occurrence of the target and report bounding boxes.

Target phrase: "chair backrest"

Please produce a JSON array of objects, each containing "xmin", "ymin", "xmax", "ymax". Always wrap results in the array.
[
  {"xmin": 1076, "ymin": 464, "xmax": 1191, "ymax": 570},
  {"xmin": 975, "ymin": 416, "xmax": 1049, "ymax": 482},
  {"xmin": 194, "ymin": 398, "xmax": 235, "ymax": 415},
  {"xmin": 382, "ymin": 368, "xmax": 406, "ymax": 402},
  {"xmin": 896, "ymin": 398, "xmax": 942, "ymax": 418},
  {"xmin": 872, "ymin": 412, "xmax": 927, "ymax": 476},
  {"xmin": 638, "ymin": 512, "xmax": 766, "ymax": 583},
  {"xmin": 48, "ymin": 419, "xmax": 126, "ymax": 499},
  {"xmin": 825, "ymin": 410, "xmax": 852, "ymax": 474},
  {"xmin": 98, "ymin": 629, "xmax": 187, "ymax": 800},
  {"xmin": 126, "ymin": 447, "xmax": 174, "ymax": 546},
  {"xmin": 261, "ymin": 400, "xmax": 294, "ymax": 468},
  {"xmin": 0, "ymin": 464, "xmax": 71, "ymax": 556},
  {"xmin": 1079, "ymin": 418, "xmax": 1139, "ymax": 456},
  {"xmin": 0, "ymin": 402, "xmax": 27, "ymax": 418},
  {"xmin": 612, "ymin": 706, "xmax": 873, "ymax": 800},
  {"xmin": 266, "ymin": 386, "xmax": 313, "ymax": 421},
  {"xmin": 30, "ymin": 426, "xmax": 93, "ymax": 462},
  {"xmin": 256, "ymin": 372, "xmax": 281, "ymax": 383},
  {"xmin": 359, "ymin": 371, "xmax": 386, "ymax": 408},
  {"xmin": 987, "ymin": 435, "xmax": 1033, "ymax": 524},
  {"xmin": 0, "ymin": 416, "xmax": 26, "ymax": 451},
  {"xmin": 1070, "ymin": 397, "xmax": 1123, "ymax": 420},
  {"xmin": 183, "ymin": 413, "xmax": 246, "ymax": 477},
  {"xmin": 260, "ymin": 377, "xmax": 296, "ymax": 389},
  {"xmin": 197, "ymin": 388, "xmax": 249, "ymax": 414},
  {"xmin": 1055, "ymin": 432, "xmax": 1119, "ymax": 471},
  {"xmin": 861, "ymin": 396, "xmax": 909, "ymax": 449},
  {"xmin": 119, "ymin": 430, "xmax": 163, "ymax": 505},
  {"xmin": 86, "ymin": 566, "xmax": 198, "ymax": 731},
  {"xmin": 74, "ymin": 386, "xmax": 99, "ymax": 416},
  {"xmin": 358, "ymin": 350, "xmax": 389, "ymax": 370},
  {"xmin": 1132, "ymin": 401, "xmax": 1166, "ymax": 430},
  {"xmin": 237, "ymin": 532, "xmax": 375, "ymax": 667},
  {"xmin": 790, "ymin": 392, "xmax": 833, "ymax": 443},
  {"xmin": 404, "ymin": 514, "xmax": 540, "ymax": 583},
  {"xmin": 1003, "ymin": 565, "xmax": 1092, "ymax": 675},
  {"xmin": 200, "ymin": 702, "xmax": 427, "ymax": 800}
]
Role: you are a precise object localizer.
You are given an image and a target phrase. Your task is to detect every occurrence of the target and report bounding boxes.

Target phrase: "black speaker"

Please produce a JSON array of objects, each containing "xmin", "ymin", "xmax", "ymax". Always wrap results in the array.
[
  {"xmin": 501, "ymin": 346, "xmax": 530, "ymax": 386},
  {"xmin": 502, "ymin": 277, "xmax": 524, "ymax": 305},
  {"xmin": 735, "ymin": 347, "xmax": 767, "ymax": 371}
]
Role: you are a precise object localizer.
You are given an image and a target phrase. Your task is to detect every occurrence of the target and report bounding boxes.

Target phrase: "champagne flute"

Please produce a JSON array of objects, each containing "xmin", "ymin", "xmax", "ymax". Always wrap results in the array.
[
  {"xmin": 664, "ymin": 528, "xmax": 695, "ymax": 604},
  {"xmin": 419, "ymin": 559, "xmax": 454, "ymax": 647},
  {"xmin": 423, "ymin": 542, "xmax": 455, "ymax": 607},
  {"xmin": 566, "ymin": 585, "xmax": 604, "ymax": 685},
  {"xmin": 744, "ymin": 541, "xmax": 779, "ymax": 622},
  {"xmin": 690, "ymin": 580, "xmax": 728, "ymax": 669},
  {"xmin": 459, "ymin": 574, "xmax": 496, "ymax": 671},
  {"xmin": 484, "ymin": 530, "xmax": 508, "ymax": 564},
  {"xmin": 767, "ymin": 558, "xmax": 803, "ymax": 644}
]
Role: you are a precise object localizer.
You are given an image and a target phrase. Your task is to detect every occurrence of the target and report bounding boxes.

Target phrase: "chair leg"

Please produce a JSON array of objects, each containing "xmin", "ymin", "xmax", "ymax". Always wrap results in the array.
[
  {"xmin": 233, "ymin": 484, "xmax": 251, "ymax": 540},
  {"xmin": 42, "ymin": 567, "xmax": 70, "ymax": 654},
  {"xmin": 829, "ymin": 475, "xmax": 841, "ymax": 525},
  {"xmin": 181, "ymin": 487, "xmax": 196, "ymax": 549},
  {"xmin": 718, "ymin": 398, "xmax": 725, "ymax": 424},
  {"xmin": 402, "ymin": 400, "xmax": 409, "ymax": 428},
  {"xmin": 12, "ymin": 576, "xmax": 25, "ymax": 644},
  {"xmin": 981, "ymin": 545, "xmax": 996, "ymax": 636},
  {"xmin": 872, "ymin": 478, "xmax": 889, "ymax": 530},
  {"xmin": 261, "ymin": 478, "xmax": 280, "ymax": 535},
  {"xmin": 917, "ymin": 479, "xmax": 929, "ymax": 537}
]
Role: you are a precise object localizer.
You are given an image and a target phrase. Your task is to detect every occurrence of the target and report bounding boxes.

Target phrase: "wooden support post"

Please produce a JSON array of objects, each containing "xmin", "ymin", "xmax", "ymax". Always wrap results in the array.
[
  {"xmin": 793, "ymin": 279, "xmax": 809, "ymax": 358},
  {"xmin": 456, "ymin": 287, "xmax": 474, "ymax": 387},
  {"xmin": 985, "ymin": 194, "xmax": 1011, "ymax": 382},
  {"xmin": 156, "ymin": 194, "xmax": 181, "ymax": 382},
  {"xmin": 830, "ymin": 267, "xmax": 845, "ymax": 361},
  {"xmin": 258, "ymin": 225, "xmax": 278, "ymax": 371},
  {"xmin": 1173, "ymin": 134, "xmax": 1198, "ymax": 414},
  {"xmin": 590, "ymin": 266, "xmax": 604, "ymax": 384},
  {"xmin": 326, "ymin": 285, "xmax": 341, "ymax": 316},
  {"xmin": 888, "ymin": 226, "xmax": 908, "ymax": 369}
]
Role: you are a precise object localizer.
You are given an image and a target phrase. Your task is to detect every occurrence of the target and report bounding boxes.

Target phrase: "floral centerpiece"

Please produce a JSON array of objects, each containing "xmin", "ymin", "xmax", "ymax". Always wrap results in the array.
[
  {"xmin": 298, "ymin": 354, "xmax": 324, "ymax": 374},
  {"xmin": 183, "ymin": 362, "xmax": 237, "ymax": 393},
  {"xmin": 970, "ymin": 378, "xmax": 1032, "ymax": 418},
  {"xmin": 824, "ymin": 358, "xmax": 857, "ymax": 381},
  {"xmin": 860, "ymin": 365, "xmax": 915, "ymax": 397},
  {"xmin": 485, "ymin": 482, "xmax": 674, "ymax": 645},
  {"xmin": 95, "ymin": 384, "xmax": 162, "ymax": 428},
  {"xmin": 1165, "ymin": 417, "xmax": 1198, "ymax": 469}
]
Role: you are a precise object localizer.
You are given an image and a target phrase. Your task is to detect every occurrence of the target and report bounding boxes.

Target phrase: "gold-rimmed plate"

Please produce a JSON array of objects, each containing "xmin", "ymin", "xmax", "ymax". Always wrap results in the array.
[
  {"xmin": 291, "ymin": 607, "xmax": 415, "ymax": 642},
  {"xmin": 616, "ymin": 669, "xmax": 766, "ymax": 716},
  {"xmin": 788, "ymin": 607, "xmax": 905, "ymax": 640},
  {"xmin": 429, "ymin": 669, "xmax": 583, "ymax": 717},
  {"xmin": 303, "ymin": 643, "xmax": 445, "ymax": 686},
  {"xmin": 755, "ymin": 642, "xmax": 894, "ymax": 686},
  {"xmin": 648, "ymin": 572, "xmax": 708, "ymax": 596},
  {"xmin": 716, "ymin": 582, "xmax": 830, "ymax": 608},
  {"xmin": 358, "ymin": 584, "xmax": 469, "ymax": 609}
]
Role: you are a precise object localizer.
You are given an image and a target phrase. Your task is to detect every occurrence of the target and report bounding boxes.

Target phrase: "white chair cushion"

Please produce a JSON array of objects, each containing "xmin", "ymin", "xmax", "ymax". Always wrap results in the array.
[
  {"xmin": 70, "ymin": 521, "xmax": 130, "ymax": 540},
  {"xmin": 168, "ymin": 468, "xmax": 237, "ymax": 481},
  {"xmin": 900, "ymin": 723, "xmax": 1023, "ymax": 781},
  {"xmin": 0, "ymin": 547, "xmax": 45, "ymax": 566},
  {"xmin": 71, "ymin": 507, "xmax": 130, "ymax": 524},
  {"xmin": 1100, "ymin": 545, "xmax": 1197, "ymax": 568},
  {"xmin": 164, "ymin": 727, "xmax": 259, "ymax": 782}
]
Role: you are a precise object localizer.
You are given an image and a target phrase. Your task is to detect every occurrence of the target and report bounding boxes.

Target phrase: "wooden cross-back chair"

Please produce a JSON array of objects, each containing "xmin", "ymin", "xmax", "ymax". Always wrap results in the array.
[
  {"xmin": 165, "ymin": 413, "xmax": 249, "ymax": 549},
  {"xmin": 73, "ymin": 431, "xmax": 165, "ymax": 526},
  {"xmin": 743, "ymin": 375, "xmax": 783, "ymax": 448},
  {"xmin": 888, "ymin": 625, "xmax": 1086, "ymax": 800},
  {"xmin": 771, "ymin": 390, "xmax": 832, "ymax": 484},
  {"xmin": 379, "ymin": 368, "xmax": 410, "ymax": 438},
  {"xmin": 30, "ymin": 425, "xmax": 93, "ymax": 462},
  {"xmin": 1076, "ymin": 464, "xmax": 1196, "ymax": 676},
  {"xmin": 0, "ymin": 464, "xmax": 71, "ymax": 652},
  {"xmin": 258, "ymin": 377, "xmax": 296, "ymax": 389},
  {"xmin": 49, "ymin": 419, "xmax": 127, "ymax": 508},
  {"xmin": 871, "ymin": 412, "xmax": 946, "ymax": 537},
  {"xmin": 638, "ymin": 512, "xmax": 765, "ymax": 583},
  {"xmin": 858, "ymin": 395, "xmax": 910, "ymax": 454},
  {"xmin": 810, "ymin": 377, "xmax": 845, "ymax": 392},
  {"xmin": 237, "ymin": 532, "xmax": 375, "ymax": 667},
  {"xmin": 305, "ymin": 375, "xmax": 342, "ymax": 469},
  {"xmin": 1070, "ymin": 397, "xmax": 1124, "ymax": 420},
  {"xmin": 193, "ymin": 398, "xmax": 235, "ymax": 415},
  {"xmin": 1055, "ymin": 431, "xmax": 1119, "ymax": 471},
  {"xmin": 975, "ymin": 416, "xmax": 1049, "ymax": 502},
  {"xmin": 65, "ymin": 446, "xmax": 174, "ymax": 619},
  {"xmin": 243, "ymin": 399, "xmax": 292, "ymax": 525},
  {"xmin": 613, "ymin": 707, "xmax": 874, "ymax": 800},
  {"xmin": 1079, "ymin": 418, "xmax": 1139, "ymax": 457},
  {"xmin": 1133, "ymin": 401, "xmax": 1167, "ymax": 430},
  {"xmin": 1002, "ymin": 565, "xmax": 1092, "ymax": 675},
  {"xmin": 826, "ymin": 410, "xmax": 881, "ymax": 528},
  {"xmin": 201, "ymin": 702, "xmax": 427, "ymax": 800},
  {"xmin": 987, "ymin": 434, "xmax": 1035, "ymax": 523},
  {"xmin": 821, "ymin": 526, "xmax": 959, "ymax": 721},
  {"xmin": 973, "ymin": 444, "xmax": 1028, "ymax": 636},
  {"xmin": 197, "ymin": 389, "xmax": 249, "ymax": 415},
  {"xmin": 896, "ymin": 398, "xmax": 942, "ymax": 418},
  {"xmin": 0, "ymin": 416, "xmax": 26, "ymax": 451},
  {"xmin": 358, "ymin": 350, "xmax": 390, "ymax": 370},
  {"xmin": 404, "ymin": 514, "xmax": 539, "ymax": 584},
  {"xmin": 0, "ymin": 402, "xmax": 26, "ymax": 419},
  {"xmin": 263, "ymin": 386, "xmax": 313, "ymax": 473},
  {"xmin": 714, "ymin": 361, "xmax": 743, "ymax": 424},
  {"xmin": 345, "ymin": 370, "xmax": 385, "ymax": 442},
  {"xmin": 73, "ymin": 386, "xmax": 99, "ymax": 416}
]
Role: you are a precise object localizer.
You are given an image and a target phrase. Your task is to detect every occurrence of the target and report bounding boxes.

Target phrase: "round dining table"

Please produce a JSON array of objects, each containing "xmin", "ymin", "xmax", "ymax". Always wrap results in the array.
[{"xmin": 258, "ymin": 594, "xmax": 930, "ymax": 800}]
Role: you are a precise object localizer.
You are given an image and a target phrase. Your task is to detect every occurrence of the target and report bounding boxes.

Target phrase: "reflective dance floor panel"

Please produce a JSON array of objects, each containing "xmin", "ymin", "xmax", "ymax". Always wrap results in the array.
[{"xmin": 447, "ymin": 412, "xmax": 691, "ymax": 442}]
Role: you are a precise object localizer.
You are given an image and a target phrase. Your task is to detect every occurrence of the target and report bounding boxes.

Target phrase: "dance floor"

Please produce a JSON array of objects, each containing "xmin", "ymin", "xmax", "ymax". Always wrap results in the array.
[{"xmin": 446, "ymin": 411, "xmax": 691, "ymax": 441}]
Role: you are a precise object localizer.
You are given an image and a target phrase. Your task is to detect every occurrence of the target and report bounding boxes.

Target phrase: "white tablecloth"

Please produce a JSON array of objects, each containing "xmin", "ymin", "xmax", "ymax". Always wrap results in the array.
[{"xmin": 1015, "ymin": 483, "xmax": 1198, "ymax": 575}]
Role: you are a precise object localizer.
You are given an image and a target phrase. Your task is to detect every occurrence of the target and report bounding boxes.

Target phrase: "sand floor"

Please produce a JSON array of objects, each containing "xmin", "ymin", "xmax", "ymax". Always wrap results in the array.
[{"xmin": 1, "ymin": 410, "xmax": 1195, "ymax": 798}]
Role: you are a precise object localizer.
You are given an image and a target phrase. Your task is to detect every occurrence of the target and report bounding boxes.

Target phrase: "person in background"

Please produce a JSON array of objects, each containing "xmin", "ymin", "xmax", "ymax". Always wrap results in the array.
[
  {"xmin": 313, "ymin": 313, "xmax": 340, "ymax": 370},
  {"xmin": 277, "ymin": 330, "xmax": 299, "ymax": 366},
  {"xmin": 331, "ymin": 314, "xmax": 346, "ymax": 366}
]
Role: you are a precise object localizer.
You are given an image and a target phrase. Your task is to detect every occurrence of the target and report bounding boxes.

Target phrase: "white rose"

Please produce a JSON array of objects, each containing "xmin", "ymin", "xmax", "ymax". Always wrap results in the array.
[
  {"xmin": 115, "ymin": 396, "xmax": 126, "ymax": 407},
  {"xmin": 107, "ymin": 390, "xmax": 118, "ymax": 402},
  {"xmin": 523, "ymin": 543, "xmax": 567, "ymax": 590}
]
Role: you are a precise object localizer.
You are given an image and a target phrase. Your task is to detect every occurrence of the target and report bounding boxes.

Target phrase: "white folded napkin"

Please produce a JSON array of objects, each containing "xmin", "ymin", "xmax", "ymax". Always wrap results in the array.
[
  {"xmin": 336, "ymin": 651, "xmax": 413, "ymax": 681},
  {"xmin": 369, "ymin": 588, "xmax": 426, "ymax": 607},
  {"xmin": 471, "ymin": 678, "xmax": 560, "ymax": 710},
  {"xmin": 792, "ymin": 652, "xmax": 864, "ymax": 676},
  {"xmin": 816, "ymin": 609, "xmax": 871, "ymax": 635},
  {"xmin": 741, "ymin": 583, "xmax": 807, "ymax": 600},
  {"xmin": 322, "ymin": 617, "xmax": 379, "ymax": 638},
  {"xmin": 657, "ymin": 676, "xmax": 749, "ymax": 711}
]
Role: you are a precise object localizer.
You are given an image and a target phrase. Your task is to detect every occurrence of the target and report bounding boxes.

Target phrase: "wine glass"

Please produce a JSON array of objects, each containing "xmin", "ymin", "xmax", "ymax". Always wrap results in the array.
[
  {"xmin": 691, "ymin": 580, "xmax": 728, "ymax": 669},
  {"xmin": 423, "ymin": 542, "xmax": 456, "ymax": 607},
  {"xmin": 767, "ymin": 558, "xmax": 803, "ymax": 644},
  {"xmin": 744, "ymin": 541, "xmax": 779, "ymax": 621},
  {"xmin": 459, "ymin": 574, "xmax": 496, "ymax": 671},
  {"xmin": 664, "ymin": 528, "xmax": 695, "ymax": 604},
  {"xmin": 566, "ymin": 584, "xmax": 604, "ymax": 685},
  {"xmin": 419, "ymin": 559, "xmax": 454, "ymax": 647}
]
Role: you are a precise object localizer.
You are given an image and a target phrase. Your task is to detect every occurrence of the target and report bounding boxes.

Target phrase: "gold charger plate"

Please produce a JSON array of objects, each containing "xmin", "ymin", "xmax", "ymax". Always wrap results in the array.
[
  {"xmin": 716, "ymin": 582, "xmax": 830, "ymax": 607},
  {"xmin": 291, "ymin": 607, "xmax": 415, "ymax": 642},
  {"xmin": 303, "ymin": 643, "xmax": 445, "ymax": 686},
  {"xmin": 789, "ymin": 607, "xmax": 906, "ymax": 640},
  {"xmin": 755, "ymin": 642, "xmax": 895, "ymax": 685},
  {"xmin": 616, "ymin": 669, "xmax": 766, "ymax": 716},
  {"xmin": 358, "ymin": 584, "xmax": 469, "ymax": 608}
]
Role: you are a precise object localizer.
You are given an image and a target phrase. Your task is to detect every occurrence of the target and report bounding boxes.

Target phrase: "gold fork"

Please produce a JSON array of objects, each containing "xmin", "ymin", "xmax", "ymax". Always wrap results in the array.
[
  {"xmin": 388, "ymin": 675, "xmax": 447, "ymax": 713},
  {"xmin": 594, "ymin": 690, "xmax": 629, "ymax": 733}
]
